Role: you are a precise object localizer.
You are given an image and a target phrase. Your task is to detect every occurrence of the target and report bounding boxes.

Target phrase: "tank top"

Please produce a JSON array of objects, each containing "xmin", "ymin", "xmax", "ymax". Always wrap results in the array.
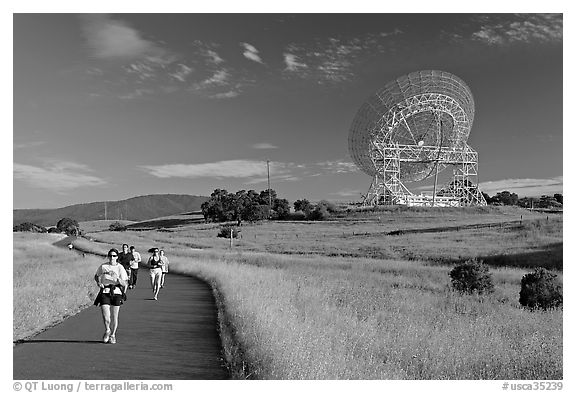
[{"xmin": 149, "ymin": 256, "xmax": 162, "ymax": 269}]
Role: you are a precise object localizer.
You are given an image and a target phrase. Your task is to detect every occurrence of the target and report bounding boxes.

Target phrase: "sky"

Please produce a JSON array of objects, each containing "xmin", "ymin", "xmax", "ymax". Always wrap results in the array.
[{"xmin": 12, "ymin": 12, "xmax": 563, "ymax": 209}]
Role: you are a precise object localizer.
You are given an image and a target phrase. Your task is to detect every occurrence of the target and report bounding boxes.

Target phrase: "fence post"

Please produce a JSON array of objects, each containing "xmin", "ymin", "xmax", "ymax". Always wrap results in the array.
[{"xmin": 230, "ymin": 228, "xmax": 233, "ymax": 248}]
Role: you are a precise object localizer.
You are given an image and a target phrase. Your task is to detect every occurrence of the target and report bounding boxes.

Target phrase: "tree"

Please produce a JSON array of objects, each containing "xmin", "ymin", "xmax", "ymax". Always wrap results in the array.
[
  {"xmin": 517, "ymin": 197, "xmax": 538, "ymax": 209},
  {"xmin": 493, "ymin": 191, "xmax": 518, "ymax": 206},
  {"xmin": 481, "ymin": 192, "xmax": 492, "ymax": 205},
  {"xmin": 553, "ymin": 193, "xmax": 563, "ymax": 204},
  {"xmin": 538, "ymin": 195, "xmax": 562, "ymax": 209},
  {"xmin": 56, "ymin": 217, "xmax": 80, "ymax": 236},
  {"xmin": 294, "ymin": 199, "xmax": 313, "ymax": 214},
  {"xmin": 273, "ymin": 198, "xmax": 291, "ymax": 219}
]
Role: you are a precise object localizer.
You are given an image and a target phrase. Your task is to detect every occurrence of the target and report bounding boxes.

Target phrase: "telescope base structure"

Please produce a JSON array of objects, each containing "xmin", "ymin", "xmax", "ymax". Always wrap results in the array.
[{"xmin": 362, "ymin": 143, "xmax": 487, "ymax": 207}]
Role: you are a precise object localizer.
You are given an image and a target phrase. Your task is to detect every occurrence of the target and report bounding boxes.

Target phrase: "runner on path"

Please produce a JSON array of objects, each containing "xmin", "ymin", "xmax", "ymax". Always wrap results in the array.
[
  {"xmin": 129, "ymin": 245, "xmax": 141, "ymax": 289},
  {"xmin": 118, "ymin": 244, "xmax": 134, "ymax": 286},
  {"xmin": 93, "ymin": 248, "xmax": 128, "ymax": 344},
  {"xmin": 147, "ymin": 248, "xmax": 163, "ymax": 301},
  {"xmin": 159, "ymin": 249, "xmax": 170, "ymax": 289}
]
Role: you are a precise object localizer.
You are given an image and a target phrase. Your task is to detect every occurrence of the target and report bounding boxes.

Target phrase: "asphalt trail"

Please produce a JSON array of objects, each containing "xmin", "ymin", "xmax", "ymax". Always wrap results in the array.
[{"xmin": 14, "ymin": 271, "xmax": 229, "ymax": 380}]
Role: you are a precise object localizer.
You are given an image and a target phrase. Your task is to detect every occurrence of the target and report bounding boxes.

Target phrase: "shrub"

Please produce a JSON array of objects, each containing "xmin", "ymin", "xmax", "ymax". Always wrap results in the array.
[
  {"xmin": 217, "ymin": 225, "xmax": 239, "ymax": 238},
  {"xmin": 57, "ymin": 217, "xmax": 80, "ymax": 236},
  {"xmin": 519, "ymin": 268, "xmax": 562, "ymax": 310},
  {"xmin": 308, "ymin": 204, "xmax": 330, "ymax": 221},
  {"xmin": 449, "ymin": 259, "xmax": 494, "ymax": 294},
  {"xmin": 109, "ymin": 221, "xmax": 127, "ymax": 231},
  {"xmin": 13, "ymin": 222, "xmax": 47, "ymax": 233}
]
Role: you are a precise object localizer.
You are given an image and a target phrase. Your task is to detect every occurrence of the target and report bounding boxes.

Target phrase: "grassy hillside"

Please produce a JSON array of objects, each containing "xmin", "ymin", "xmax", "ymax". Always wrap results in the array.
[
  {"xmin": 15, "ymin": 207, "xmax": 562, "ymax": 378},
  {"xmin": 13, "ymin": 194, "xmax": 208, "ymax": 227},
  {"xmin": 81, "ymin": 208, "xmax": 562, "ymax": 379}
]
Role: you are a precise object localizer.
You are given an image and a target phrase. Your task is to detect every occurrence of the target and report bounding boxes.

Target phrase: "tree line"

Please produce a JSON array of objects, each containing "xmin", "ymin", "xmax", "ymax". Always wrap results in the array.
[
  {"xmin": 200, "ymin": 188, "xmax": 342, "ymax": 224},
  {"xmin": 481, "ymin": 191, "xmax": 562, "ymax": 209}
]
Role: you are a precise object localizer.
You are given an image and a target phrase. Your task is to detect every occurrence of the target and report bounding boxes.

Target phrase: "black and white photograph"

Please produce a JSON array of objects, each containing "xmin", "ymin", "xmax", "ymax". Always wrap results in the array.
[{"xmin": 10, "ymin": 4, "xmax": 566, "ymax": 389}]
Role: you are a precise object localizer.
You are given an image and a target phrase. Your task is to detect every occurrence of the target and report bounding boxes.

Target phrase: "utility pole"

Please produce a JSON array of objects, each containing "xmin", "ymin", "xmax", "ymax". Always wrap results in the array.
[
  {"xmin": 104, "ymin": 201, "xmax": 107, "ymax": 221},
  {"xmin": 432, "ymin": 162, "xmax": 439, "ymax": 207},
  {"xmin": 267, "ymin": 160, "xmax": 272, "ymax": 219}
]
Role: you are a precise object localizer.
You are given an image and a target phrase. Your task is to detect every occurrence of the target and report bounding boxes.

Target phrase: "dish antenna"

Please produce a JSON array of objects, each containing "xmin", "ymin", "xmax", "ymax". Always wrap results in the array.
[{"xmin": 349, "ymin": 70, "xmax": 487, "ymax": 207}]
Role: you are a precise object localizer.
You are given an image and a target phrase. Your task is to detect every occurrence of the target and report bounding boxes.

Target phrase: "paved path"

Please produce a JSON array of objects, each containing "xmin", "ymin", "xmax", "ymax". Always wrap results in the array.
[{"xmin": 14, "ymin": 271, "xmax": 229, "ymax": 380}]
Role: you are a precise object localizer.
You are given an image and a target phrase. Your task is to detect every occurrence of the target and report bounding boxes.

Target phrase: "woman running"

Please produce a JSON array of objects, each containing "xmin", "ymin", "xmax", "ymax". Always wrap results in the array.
[
  {"xmin": 159, "ymin": 249, "xmax": 170, "ymax": 289},
  {"xmin": 94, "ymin": 248, "xmax": 128, "ymax": 344},
  {"xmin": 148, "ymin": 248, "xmax": 163, "ymax": 300}
]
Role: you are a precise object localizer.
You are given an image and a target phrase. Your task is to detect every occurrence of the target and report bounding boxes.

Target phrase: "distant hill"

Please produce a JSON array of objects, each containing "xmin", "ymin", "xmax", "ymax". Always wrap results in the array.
[{"xmin": 13, "ymin": 194, "xmax": 209, "ymax": 227}]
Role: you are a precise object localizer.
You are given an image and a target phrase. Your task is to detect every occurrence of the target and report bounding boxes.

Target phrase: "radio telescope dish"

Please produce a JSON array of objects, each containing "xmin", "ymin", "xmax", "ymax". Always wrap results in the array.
[{"xmin": 348, "ymin": 70, "xmax": 486, "ymax": 207}]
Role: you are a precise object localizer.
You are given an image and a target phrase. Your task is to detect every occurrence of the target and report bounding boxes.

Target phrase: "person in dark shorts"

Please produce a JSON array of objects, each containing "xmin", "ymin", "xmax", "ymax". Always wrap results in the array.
[
  {"xmin": 147, "ymin": 248, "xmax": 163, "ymax": 300},
  {"xmin": 117, "ymin": 244, "xmax": 134, "ymax": 287},
  {"xmin": 128, "ymin": 245, "xmax": 141, "ymax": 289},
  {"xmin": 94, "ymin": 249, "xmax": 128, "ymax": 344}
]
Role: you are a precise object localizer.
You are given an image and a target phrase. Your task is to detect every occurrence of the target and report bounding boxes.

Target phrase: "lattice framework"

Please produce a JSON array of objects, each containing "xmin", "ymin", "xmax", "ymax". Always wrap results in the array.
[{"xmin": 349, "ymin": 70, "xmax": 486, "ymax": 207}]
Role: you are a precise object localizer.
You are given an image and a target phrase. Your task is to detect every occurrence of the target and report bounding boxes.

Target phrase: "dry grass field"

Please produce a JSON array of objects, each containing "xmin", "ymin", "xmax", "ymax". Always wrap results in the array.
[
  {"xmin": 75, "ymin": 206, "xmax": 562, "ymax": 379},
  {"xmin": 13, "ymin": 233, "xmax": 104, "ymax": 341}
]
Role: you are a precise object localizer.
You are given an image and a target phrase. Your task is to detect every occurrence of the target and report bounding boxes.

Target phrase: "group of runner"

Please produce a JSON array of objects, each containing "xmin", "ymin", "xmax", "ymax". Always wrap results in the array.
[{"xmin": 93, "ymin": 244, "xmax": 170, "ymax": 344}]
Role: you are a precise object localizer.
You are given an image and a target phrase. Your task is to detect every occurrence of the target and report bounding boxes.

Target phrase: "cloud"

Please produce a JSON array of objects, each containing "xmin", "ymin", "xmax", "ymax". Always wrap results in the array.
[
  {"xmin": 315, "ymin": 160, "xmax": 359, "ymax": 174},
  {"xmin": 169, "ymin": 63, "xmax": 194, "ymax": 82},
  {"xmin": 119, "ymin": 88, "xmax": 155, "ymax": 100},
  {"xmin": 330, "ymin": 189, "xmax": 364, "ymax": 198},
  {"xmin": 283, "ymin": 53, "xmax": 308, "ymax": 72},
  {"xmin": 415, "ymin": 176, "xmax": 563, "ymax": 198},
  {"xmin": 478, "ymin": 176, "xmax": 563, "ymax": 197},
  {"xmin": 471, "ymin": 14, "xmax": 562, "ymax": 46},
  {"xmin": 13, "ymin": 162, "xmax": 107, "ymax": 192},
  {"xmin": 282, "ymin": 35, "xmax": 383, "ymax": 83},
  {"xmin": 241, "ymin": 42, "xmax": 264, "ymax": 64},
  {"xmin": 13, "ymin": 141, "xmax": 45, "ymax": 150},
  {"xmin": 210, "ymin": 91, "xmax": 240, "ymax": 99},
  {"xmin": 206, "ymin": 49, "xmax": 224, "ymax": 65},
  {"xmin": 141, "ymin": 160, "xmax": 271, "ymax": 179},
  {"xmin": 252, "ymin": 143, "xmax": 278, "ymax": 150},
  {"xmin": 80, "ymin": 14, "xmax": 165, "ymax": 60},
  {"xmin": 196, "ymin": 69, "xmax": 230, "ymax": 88}
]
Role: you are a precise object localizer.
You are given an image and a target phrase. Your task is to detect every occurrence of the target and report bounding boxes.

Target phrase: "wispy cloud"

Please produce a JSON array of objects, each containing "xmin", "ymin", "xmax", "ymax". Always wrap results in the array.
[
  {"xmin": 471, "ymin": 14, "xmax": 562, "ymax": 46},
  {"xmin": 330, "ymin": 188, "xmax": 364, "ymax": 198},
  {"xmin": 13, "ymin": 141, "xmax": 45, "ymax": 150},
  {"xmin": 169, "ymin": 63, "xmax": 194, "ymax": 82},
  {"xmin": 241, "ymin": 42, "xmax": 264, "ymax": 64},
  {"xmin": 478, "ymin": 176, "xmax": 563, "ymax": 197},
  {"xmin": 252, "ymin": 143, "xmax": 278, "ymax": 150},
  {"xmin": 210, "ymin": 91, "xmax": 240, "ymax": 99},
  {"xmin": 13, "ymin": 161, "xmax": 107, "ymax": 192},
  {"xmin": 119, "ymin": 88, "xmax": 155, "ymax": 100},
  {"xmin": 316, "ymin": 160, "xmax": 358, "ymax": 174},
  {"xmin": 80, "ymin": 14, "xmax": 169, "ymax": 60},
  {"xmin": 282, "ymin": 31, "xmax": 401, "ymax": 83},
  {"xmin": 416, "ymin": 176, "xmax": 563, "ymax": 197},
  {"xmin": 141, "ymin": 158, "xmax": 359, "ymax": 185},
  {"xmin": 283, "ymin": 53, "xmax": 308, "ymax": 72},
  {"xmin": 205, "ymin": 49, "xmax": 224, "ymax": 65},
  {"xmin": 141, "ymin": 160, "xmax": 270, "ymax": 179}
]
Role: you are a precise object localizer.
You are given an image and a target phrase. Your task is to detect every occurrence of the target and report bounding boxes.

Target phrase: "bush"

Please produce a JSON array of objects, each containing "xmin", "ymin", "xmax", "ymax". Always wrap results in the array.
[
  {"xmin": 217, "ymin": 225, "xmax": 239, "ymax": 238},
  {"xmin": 57, "ymin": 217, "xmax": 80, "ymax": 236},
  {"xmin": 13, "ymin": 222, "xmax": 47, "ymax": 233},
  {"xmin": 109, "ymin": 221, "xmax": 127, "ymax": 231},
  {"xmin": 308, "ymin": 204, "xmax": 330, "ymax": 221},
  {"xmin": 449, "ymin": 259, "xmax": 494, "ymax": 294},
  {"xmin": 519, "ymin": 268, "xmax": 562, "ymax": 310}
]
